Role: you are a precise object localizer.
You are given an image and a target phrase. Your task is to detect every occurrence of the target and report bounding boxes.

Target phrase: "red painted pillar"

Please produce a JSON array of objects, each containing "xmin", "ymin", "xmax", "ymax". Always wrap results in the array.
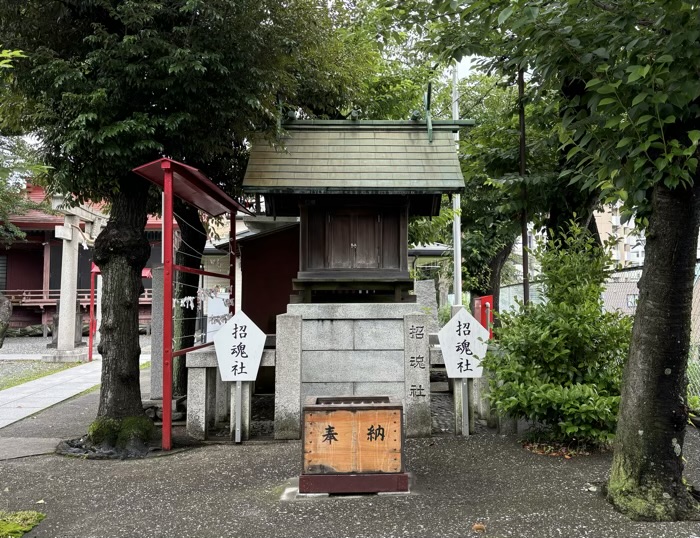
[
  {"xmin": 230, "ymin": 210, "xmax": 237, "ymax": 315},
  {"xmin": 162, "ymin": 160, "xmax": 174, "ymax": 450}
]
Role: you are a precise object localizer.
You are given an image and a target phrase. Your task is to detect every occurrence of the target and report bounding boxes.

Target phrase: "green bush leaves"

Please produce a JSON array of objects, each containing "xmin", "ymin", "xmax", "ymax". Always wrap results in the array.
[{"xmin": 482, "ymin": 223, "xmax": 632, "ymax": 445}]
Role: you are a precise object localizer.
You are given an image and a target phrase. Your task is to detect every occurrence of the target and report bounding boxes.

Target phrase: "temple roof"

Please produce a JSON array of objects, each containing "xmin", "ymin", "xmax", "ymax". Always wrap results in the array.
[{"xmin": 242, "ymin": 120, "xmax": 472, "ymax": 195}]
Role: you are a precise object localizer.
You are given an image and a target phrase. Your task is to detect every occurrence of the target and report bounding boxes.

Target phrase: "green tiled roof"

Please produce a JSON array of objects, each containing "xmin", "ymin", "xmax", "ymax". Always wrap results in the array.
[{"xmin": 242, "ymin": 121, "xmax": 470, "ymax": 195}]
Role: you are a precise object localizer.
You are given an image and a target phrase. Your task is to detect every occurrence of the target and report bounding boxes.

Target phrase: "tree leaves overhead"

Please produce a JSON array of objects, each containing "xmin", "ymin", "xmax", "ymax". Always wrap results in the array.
[
  {"xmin": 0, "ymin": 49, "xmax": 51, "ymax": 246},
  {"xmin": 388, "ymin": 0, "xmax": 700, "ymax": 227},
  {"xmin": 0, "ymin": 0, "xmax": 427, "ymax": 207}
]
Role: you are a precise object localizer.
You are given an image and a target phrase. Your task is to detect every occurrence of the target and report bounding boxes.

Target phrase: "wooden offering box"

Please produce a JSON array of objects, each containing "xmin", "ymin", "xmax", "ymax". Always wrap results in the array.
[{"xmin": 300, "ymin": 396, "xmax": 409, "ymax": 494}]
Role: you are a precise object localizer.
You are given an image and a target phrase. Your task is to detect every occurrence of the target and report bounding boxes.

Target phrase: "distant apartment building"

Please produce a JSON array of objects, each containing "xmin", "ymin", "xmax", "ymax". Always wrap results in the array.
[
  {"xmin": 596, "ymin": 204, "xmax": 700, "ymax": 267},
  {"xmin": 595, "ymin": 205, "xmax": 646, "ymax": 266}
]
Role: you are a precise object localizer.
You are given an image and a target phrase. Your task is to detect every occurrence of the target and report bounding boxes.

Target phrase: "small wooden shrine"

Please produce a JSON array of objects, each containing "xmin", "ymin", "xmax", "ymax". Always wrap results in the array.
[{"xmin": 242, "ymin": 120, "xmax": 470, "ymax": 303}]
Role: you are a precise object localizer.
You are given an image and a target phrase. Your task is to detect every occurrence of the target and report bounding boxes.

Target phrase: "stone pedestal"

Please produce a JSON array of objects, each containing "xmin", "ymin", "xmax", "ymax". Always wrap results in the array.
[
  {"xmin": 274, "ymin": 303, "xmax": 431, "ymax": 440},
  {"xmin": 274, "ymin": 314, "xmax": 302, "ymax": 440}
]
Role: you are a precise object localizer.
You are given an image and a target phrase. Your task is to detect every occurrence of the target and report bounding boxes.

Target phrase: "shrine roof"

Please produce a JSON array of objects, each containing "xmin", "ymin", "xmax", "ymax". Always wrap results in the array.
[{"xmin": 242, "ymin": 120, "xmax": 472, "ymax": 195}]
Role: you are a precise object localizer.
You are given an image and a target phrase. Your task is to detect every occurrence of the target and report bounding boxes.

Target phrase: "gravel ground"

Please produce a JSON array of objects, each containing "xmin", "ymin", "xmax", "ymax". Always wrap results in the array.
[
  {"xmin": 0, "ymin": 361, "xmax": 77, "ymax": 391},
  {"xmin": 0, "ymin": 335, "xmax": 152, "ymax": 392},
  {"xmin": 0, "ymin": 335, "xmax": 152, "ymax": 356},
  {"xmin": 0, "ymin": 336, "xmax": 57, "ymax": 355}
]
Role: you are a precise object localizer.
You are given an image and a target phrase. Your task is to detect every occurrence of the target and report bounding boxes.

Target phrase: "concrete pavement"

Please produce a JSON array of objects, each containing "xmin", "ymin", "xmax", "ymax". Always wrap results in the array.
[{"xmin": 0, "ymin": 355, "xmax": 150, "ymax": 430}]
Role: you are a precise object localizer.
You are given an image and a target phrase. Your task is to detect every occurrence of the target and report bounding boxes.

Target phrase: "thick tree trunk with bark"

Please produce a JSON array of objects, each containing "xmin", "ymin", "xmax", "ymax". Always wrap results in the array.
[
  {"xmin": 172, "ymin": 200, "xmax": 206, "ymax": 397},
  {"xmin": 93, "ymin": 178, "xmax": 151, "ymax": 419},
  {"xmin": 608, "ymin": 182, "xmax": 700, "ymax": 520}
]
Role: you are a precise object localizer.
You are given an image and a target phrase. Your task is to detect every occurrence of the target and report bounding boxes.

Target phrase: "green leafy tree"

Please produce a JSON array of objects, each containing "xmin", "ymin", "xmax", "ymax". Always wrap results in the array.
[
  {"xmin": 293, "ymin": 1, "xmax": 430, "ymax": 120},
  {"xmin": 0, "ymin": 49, "xmax": 49, "ymax": 245},
  {"xmin": 483, "ymin": 224, "xmax": 632, "ymax": 445},
  {"xmin": 409, "ymin": 73, "xmax": 560, "ymax": 311},
  {"xmin": 0, "ymin": 135, "xmax": 50, "ymax": 247},
  {"xmin": 385, "ymin": 0, "xmax": 700, "ymax": 520}
]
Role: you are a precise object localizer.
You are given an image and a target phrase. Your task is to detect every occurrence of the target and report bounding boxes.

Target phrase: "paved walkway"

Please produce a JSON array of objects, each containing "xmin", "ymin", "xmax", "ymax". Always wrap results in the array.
[{"xmin": 0, "ymin": 355, "xmax": 150, "ymax": 429}]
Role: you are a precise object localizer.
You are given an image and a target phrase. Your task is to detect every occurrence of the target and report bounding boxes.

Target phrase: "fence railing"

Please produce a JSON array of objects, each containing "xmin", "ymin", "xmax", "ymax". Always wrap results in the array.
[{"xmin": 4, "ymin": 288, "xmax": 153, "ymax": 307}]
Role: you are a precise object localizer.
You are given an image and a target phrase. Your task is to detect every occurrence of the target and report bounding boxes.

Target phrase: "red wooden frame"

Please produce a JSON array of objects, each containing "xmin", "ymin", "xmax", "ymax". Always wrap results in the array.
[{"xmin": 132, "ymin": 158, "xmax": 252, "ymax": 450}]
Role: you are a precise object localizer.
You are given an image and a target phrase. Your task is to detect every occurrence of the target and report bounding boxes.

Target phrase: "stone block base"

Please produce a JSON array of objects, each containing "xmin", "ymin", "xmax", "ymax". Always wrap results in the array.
[{"xmin": 42, "ymin": 349, "xmax": 89, "ymax": 363}]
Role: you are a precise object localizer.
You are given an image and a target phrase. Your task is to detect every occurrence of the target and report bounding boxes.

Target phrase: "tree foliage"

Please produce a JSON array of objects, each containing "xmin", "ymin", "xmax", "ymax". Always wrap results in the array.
[
  {"xmin": 408, "ymin": 72, "xmax": 560, "ymax": 304},
  {"xmin": 483, "ymin": 224, "xmax": 632, "ymax": 445},
  {"xmin": 0, "ymin": 49, "xmax": 49, "ymax": 246}
]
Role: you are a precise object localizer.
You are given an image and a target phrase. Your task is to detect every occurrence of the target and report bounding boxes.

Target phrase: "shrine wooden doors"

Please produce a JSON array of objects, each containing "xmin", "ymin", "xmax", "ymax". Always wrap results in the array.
[
  {"xmin": 328, "ymin": 209, "xmax": 379, "ymax": 270},
  {"xmin": 300, "ymin": 203, "xmax": 407, "ymax": 276}
]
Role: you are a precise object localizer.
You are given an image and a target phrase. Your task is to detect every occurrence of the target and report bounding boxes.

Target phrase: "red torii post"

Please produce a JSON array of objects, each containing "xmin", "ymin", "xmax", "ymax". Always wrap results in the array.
[{"xmin": 132, "ymin": 157, "xmax": 252, "ymax": 450}]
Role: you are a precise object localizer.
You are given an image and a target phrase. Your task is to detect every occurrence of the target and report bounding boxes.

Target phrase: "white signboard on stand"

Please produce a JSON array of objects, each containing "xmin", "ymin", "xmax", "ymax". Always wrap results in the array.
[
  {"xmin": 213, "ymin": 311, "xmax": 265, "ymax": 382},
  {"xmin": 438, "ymin": 308, "xmax": 489, "ymax": 378}
]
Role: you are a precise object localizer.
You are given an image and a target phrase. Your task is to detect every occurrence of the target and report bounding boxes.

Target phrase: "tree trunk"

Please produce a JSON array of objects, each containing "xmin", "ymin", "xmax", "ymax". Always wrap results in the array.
[
  {"xmin": 608, "ymin": 181, "xmax": 700, "ymax": 520},
  {"xmin": 465, "ymin": 239, "xmax": 515, "ymax": 326},
  {"xmin": 545, "ymin": 186, "xmax": 601, "ymax": 244},
  {"xmin": 487, "ymin": 239, "xmax": 514, "ymax": 323},
  {"xmin": 172, "ymin": 200, "xmax": 206, "ymax": 397},
  {"xmin": 93, "ymin": 178, "xmax": 152, "ymax": 419},
  {"xmin": 0, "ymin": 293, "xmax": 12, "ymax": 348}
]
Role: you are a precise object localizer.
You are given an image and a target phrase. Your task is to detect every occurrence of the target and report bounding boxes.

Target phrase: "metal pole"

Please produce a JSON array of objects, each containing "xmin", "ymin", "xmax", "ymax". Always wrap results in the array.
[
  {"xmin": 461, "ymin": 378, "xmax": 469, "ymax": 438},
  {"xmin": 235, "ymin": 381, "xmax": 242, "ymax": 443},
  {"xmin": 452, "ymin": 62, "xmax": 462, "ymax": 306},
  {"xmin": 88, "ymin": 269, "xmax": 95, "ymax": 361},
  {"xmin": 162, "ymin": 160, "xmax": 174, "ymax": 451},
  {"xmin": 485, "ymin": 300, "xmax": 492, "ymax": 339},
  {"xmin": 518, "ymin": 68, "xmax": 530, "ymax": 306}
]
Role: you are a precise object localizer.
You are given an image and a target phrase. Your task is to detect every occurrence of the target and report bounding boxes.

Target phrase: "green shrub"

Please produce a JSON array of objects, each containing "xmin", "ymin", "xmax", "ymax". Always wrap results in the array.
[{"xmin": 482, "ymin": 223, "xmax": 632, "ymax": 445}]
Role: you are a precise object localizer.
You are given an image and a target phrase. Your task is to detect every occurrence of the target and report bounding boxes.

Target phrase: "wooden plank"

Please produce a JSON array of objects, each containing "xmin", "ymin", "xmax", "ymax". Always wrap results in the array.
[
  {"xmin": 304, "ymin": 410, "xmax": 356, "ymax": 474},
  {"xmin": 303, "ymin": 409, "xmax": 402, "ymax": 474}
]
